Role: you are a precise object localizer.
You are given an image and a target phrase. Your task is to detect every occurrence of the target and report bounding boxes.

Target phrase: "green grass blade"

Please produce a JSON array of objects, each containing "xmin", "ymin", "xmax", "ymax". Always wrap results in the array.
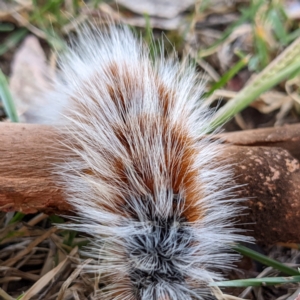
[
  {"xmin": 209, "ymin": 34, "xmax": 300, "ymax": 131},
  {"xmin": 233, "ymin": 244, "xmax": 299, "ymax": 276},
  {"xmin": 205, "ymin": 55, "xmax": 250, "ymax": 97},
  {"xmin": 93, "ymin": 0, "xmax": 104, "ymax": 8},
  {"xmin": 143, "ymin": 13, "xmax": 157, "ymax": 62},
  {"xmin": 72, "ymin": 0, "xmax": 80, "ymax": 14},
  {"xmin": 198, "ymin": 0, "xmax": 264, "ymax": 58},
  {"xmin": 268, "ymin": 9, "xmax": 288, "ymax": 45},
  {"xmin": 49, "ymin": 215, "xmax": 65, "ymax": 224},
  {"xmin": 143, "ymin": 13, "xmax": 152, "ymax": 44},
  {"xmin": 1, "ymin": 230, "xmax": 25, "ymax": 242},
  {"xmin": 64, "ymin": 230, "xmax": 77, "ymax": 247},
  {"xmin": 0, "ymin": 28, "xmax": 27, "ymax": 56},
  {"xmin": 0, "ymin": 23, "xmax": 15, "ymax": 32},
  {"xmin": 210, "ymin": 275, "xmax": 300, "ymax": 287},
  {"xmin": 209, "ymin": 58, "xmax": 300, "ymax": 130},
  {"xmin": 43, "ymin": 30, "xmax": 66, "ymax": 50},
  {"xmin": 286, "ymin": 28, "xmax": 300, "ymax": 44},
  {"xmin": 0, "ymin": 68, "xmax": 19, "ymax": 122},
  {"xmin": 8, "ymin": 212, "xmax": 25, "ymax": 224},
  {"xmin": 254, "ymin": 25, "xmax": 270, "ymax": 69}
]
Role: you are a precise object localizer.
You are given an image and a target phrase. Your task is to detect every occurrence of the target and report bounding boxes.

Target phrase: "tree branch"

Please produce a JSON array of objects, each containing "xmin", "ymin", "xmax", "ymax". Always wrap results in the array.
[{"xmin": 0, "ymin": 123, "xmax": 299, "ymax": 243}]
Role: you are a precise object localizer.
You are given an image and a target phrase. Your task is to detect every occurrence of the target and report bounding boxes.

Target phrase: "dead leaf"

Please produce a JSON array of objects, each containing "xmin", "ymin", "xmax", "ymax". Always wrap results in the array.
[
  {"xmin": 116, "ymin": 0, "xmax": 195, "ymax": 19},
  {"xmin": 124, "ymin": 15, "xmax": 183, "ymax": 30},
  {"xmin": 9, "ymin": 35, "xmax": 54, "ymax": 123}
]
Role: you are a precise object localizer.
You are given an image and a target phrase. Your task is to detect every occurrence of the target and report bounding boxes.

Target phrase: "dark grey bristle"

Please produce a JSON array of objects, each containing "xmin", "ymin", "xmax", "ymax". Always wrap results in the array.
[{"xmin": 127, "ymin": 214, "xmax": 191, "ymax": 298}]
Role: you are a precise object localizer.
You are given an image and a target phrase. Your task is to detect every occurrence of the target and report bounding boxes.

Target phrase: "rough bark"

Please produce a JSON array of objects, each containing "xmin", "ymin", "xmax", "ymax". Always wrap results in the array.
[
  {"xmin": 225, "ymin": 145, "xmax": 300, "ymax": 244},
  {"xmin": 219, "ymin": 123, "xmax": 300, "ymax": 160},
  {"xmin": 0, "ymin": 122, "xmax": 299, "ymax": 243},
  {"xmin": 0, "ymin": 123, "xmax": 70, "ymax": 214}
]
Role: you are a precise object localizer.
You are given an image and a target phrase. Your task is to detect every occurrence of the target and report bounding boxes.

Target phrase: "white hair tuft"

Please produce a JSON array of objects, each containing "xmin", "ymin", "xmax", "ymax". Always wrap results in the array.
[{"xmin": 40, "ymin": 24, "xmax": 250, "ymax": 300}]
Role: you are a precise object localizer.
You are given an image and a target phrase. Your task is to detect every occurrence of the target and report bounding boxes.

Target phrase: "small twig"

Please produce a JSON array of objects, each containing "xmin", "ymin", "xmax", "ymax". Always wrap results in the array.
[{"xmin": 0, "ymin": 287, "xmax": 15, "ymax": 300}]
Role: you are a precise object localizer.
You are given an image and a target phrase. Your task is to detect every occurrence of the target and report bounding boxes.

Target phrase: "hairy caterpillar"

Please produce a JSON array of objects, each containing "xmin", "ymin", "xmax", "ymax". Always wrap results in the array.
[{"xmin": 40, "ymin": 25, "xmax": 249, "ymax": 299}]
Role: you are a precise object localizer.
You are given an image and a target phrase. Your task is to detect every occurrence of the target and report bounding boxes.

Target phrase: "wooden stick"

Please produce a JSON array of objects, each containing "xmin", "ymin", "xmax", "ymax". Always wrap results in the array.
[
  {"xmin": 0, "ymin": 123, "xmax": 70, "ymax": 214},
  {"xmin": 219, "ymin": 123, "xmax": 300, "ymax": 160},
  {"xmin": 0, "ymin": 122, "xmax": 299, "ymax": 243},
  {"xmin": 225, "ymin": 145, "xmax": 300, "ymax": 244}
]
